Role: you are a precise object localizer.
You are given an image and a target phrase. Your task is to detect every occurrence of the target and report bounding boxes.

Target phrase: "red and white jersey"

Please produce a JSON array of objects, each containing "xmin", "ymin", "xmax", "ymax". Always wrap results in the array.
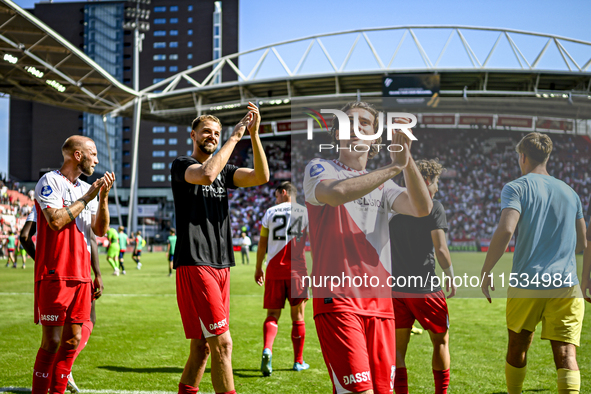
[
  {"xmin": 261, "ymin": 201, "xmax": 309, "ymax": 280},
  {"xmin": 34, "ymin": 170, "xmax": 98, "ymax": 283},
  {"xmin": 303, "ymin": 158, "xmax": 404, "ymax": 318}
]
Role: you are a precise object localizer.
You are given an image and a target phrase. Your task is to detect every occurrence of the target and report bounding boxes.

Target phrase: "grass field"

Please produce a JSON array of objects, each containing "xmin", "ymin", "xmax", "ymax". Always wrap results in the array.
[{"xmin": 0, "ymin": 251, "xmax": 589, "ymax": 393}]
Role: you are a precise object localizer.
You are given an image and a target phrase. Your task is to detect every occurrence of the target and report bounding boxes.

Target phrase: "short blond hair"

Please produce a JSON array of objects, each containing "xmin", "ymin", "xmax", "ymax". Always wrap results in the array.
[
  {"xmin": 515, "ymin": 132, "xmax": 552, "ymax": 164},
  {"xmin": 191, "ymin": 114, "xmax": 222, "ymax": 131},
  {"xmin": 416, "ymin": 159, "xmax": 445, "ymax": 180}
]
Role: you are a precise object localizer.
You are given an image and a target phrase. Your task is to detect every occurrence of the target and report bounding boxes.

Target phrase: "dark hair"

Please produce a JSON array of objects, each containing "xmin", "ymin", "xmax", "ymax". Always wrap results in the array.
[
  {"xmin": 275, "ymin": 181, "xmax": 297, "ymax": 196},
  {"xmin": 329, "ymin": 101, "xmax": 382, "ymax": 159}
]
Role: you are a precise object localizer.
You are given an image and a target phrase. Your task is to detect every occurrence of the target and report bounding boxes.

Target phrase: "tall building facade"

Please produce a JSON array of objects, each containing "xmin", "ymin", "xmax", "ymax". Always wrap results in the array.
[
  {"xmin": 9, "ymin": 0, "xmax": 238, "ymax": 188},
  {"xmin": 9, "ymin": 0, "xmax": 238, "ymax": 233}
]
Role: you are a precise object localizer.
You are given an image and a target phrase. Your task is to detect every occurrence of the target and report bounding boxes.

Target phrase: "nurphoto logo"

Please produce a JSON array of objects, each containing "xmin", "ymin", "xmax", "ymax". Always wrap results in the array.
[{"xmin": 305, "ymin": 109, "xmax": 418, "ymax": 152}]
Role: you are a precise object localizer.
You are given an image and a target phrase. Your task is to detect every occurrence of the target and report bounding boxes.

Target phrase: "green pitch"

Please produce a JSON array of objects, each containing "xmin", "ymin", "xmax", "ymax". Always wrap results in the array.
[{"xmin": 0, "ymin": 252, "xmax": 589, "ymax": 393}]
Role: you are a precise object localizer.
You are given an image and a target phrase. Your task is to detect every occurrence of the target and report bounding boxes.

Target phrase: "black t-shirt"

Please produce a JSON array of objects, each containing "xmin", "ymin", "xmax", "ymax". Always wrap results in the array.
[
  {"xmin": 171, "ymin": 156, "xmax": 239, "ymax": 269},
  {"xmin": 389, "ymin": 199, "xmax": 448, "ymax": 294}
]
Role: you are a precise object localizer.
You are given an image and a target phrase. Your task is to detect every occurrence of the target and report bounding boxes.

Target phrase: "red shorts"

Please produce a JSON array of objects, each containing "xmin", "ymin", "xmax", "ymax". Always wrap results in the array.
[
  {"xmin": 315, "ymin": 312, "xmax": 396, "ymax": 394},
  {"xmin": 263, "ymin": 277, "xmax": 309, "ymax": 309},
  {"xmin": 8, "ymin": 248, "xmax": 14, "ymax": 253},
  {"xmin": 35, "ymin": 280, "xmax": 92, "ymax": 326},
  {"xmin": 392, "ymin": 290, "xmax": 449, "ymax": 334},
  {"xmin": 176, "ymin": 265, "xmax": 230, "ymax": 339}
]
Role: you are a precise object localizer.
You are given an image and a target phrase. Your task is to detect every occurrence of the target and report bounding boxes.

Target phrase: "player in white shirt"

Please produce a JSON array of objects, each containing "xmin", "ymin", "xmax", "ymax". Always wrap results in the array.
[
  {"xmin": 255, "ymin": 181, "xmax": 310, "ymax": 376},
  {"xmin": 303, "ymin": 101, "xmax": 432, "ymax": 394}
]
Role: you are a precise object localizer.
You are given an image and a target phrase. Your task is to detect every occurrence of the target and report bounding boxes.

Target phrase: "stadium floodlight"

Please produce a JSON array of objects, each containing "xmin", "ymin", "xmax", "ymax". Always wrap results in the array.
[
  {"xmin": 3, "ymin": 53, "xmax": 17, "ymax": 64},
  {"xmin": 46, "ymin": 79, "xmax": 66, "ymax": 92},
  {"xmin": 25, "ymin": 66, "xmax": 44, "ymax": 78}
]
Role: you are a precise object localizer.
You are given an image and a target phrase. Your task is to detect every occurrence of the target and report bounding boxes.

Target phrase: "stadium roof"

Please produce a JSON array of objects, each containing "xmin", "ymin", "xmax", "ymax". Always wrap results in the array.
[
  {"xmin": 114, "ymin": 25, "xmax": 591, "ymax": 126},
  {"xmin": 0, "ymin": 0, "xmax": 137, "ymax": 114}
]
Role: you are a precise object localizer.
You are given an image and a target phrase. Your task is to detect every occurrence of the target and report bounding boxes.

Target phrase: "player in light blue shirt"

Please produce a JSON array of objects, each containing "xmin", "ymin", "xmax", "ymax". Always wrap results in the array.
[{"xmin": 481, "ymin": 132, "xmax": 587, "ymax": 394}]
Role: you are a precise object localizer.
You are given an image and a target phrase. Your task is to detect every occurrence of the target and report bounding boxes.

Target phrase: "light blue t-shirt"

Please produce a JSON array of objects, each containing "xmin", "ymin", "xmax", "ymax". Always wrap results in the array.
[{"xmin": 501, "ymin": 173, "xmax": 583, "ymax": 289}]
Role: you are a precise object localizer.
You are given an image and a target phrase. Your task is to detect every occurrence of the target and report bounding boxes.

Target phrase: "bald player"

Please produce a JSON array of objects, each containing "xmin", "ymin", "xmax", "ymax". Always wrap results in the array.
[{"xmin": 31, "ymin": 135, "xmax": 113, "ymax": 394}]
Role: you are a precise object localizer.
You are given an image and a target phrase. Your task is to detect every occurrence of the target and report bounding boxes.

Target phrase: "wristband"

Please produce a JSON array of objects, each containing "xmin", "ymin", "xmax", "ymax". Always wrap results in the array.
[{"xmin": 443, "ymin": 266, "xmax": 454, "ymax": 278}]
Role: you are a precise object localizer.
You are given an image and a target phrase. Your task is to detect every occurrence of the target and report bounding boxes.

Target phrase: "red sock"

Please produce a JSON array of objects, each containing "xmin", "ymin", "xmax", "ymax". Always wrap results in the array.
[
  {"xmin": 433, "ymin": 369, "xmax": 450, "ymax": 394},
  {"xmin": 74, "ymin": 321, "xmax": 94, "ymax": 359},
  {"xmin": 178, "ymin": 382, "xmax": 199, "ymax": 393},
  {"xmin": 263, "ymin": 316, "xmax": 278, "ymax": 351},
  {"xmin": 32, "ymin": 348, "xmax": 57, "ymax": 394},
  {"xmin": 291, "ymin": 321, "xmax": 305, "ymax": 364},
  {"xmin": 49, "ymin": 346, "xmax": 77, "ymax": 394},
  {"xmin": 394, "ymin": 367, "xmax": 408, "ymax": 394},
  {"xmin": 216, "ymin": 391, "xmax": 236, "ymax": 394}
]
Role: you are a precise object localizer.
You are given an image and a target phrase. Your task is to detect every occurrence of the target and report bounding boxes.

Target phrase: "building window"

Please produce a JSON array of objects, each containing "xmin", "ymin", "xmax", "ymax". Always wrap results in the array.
[
  {"xmin": 169, "ymin": 163, "xmax": 173, "ymax": 169},
  {"xmin": 153, "ymin": 138, "xmax": 166, "ymax": 145},
  {"xmin": 153, "ymin": 126, "xmax": 166, "ymax": 133},
  {"xmin": 153, "ymin": 151, "xmax": 165, "ymax": 157},
  {"xmin": 187, "ymin": 53, "xmax": 193, "ymax": 59},
  {"xmin": 123, "ymin": 162, "xmax": 131, "ymax": 168},
  {"xmin": 188, "ymin": 17, "xmax": 193, "ymax": 23},
  {"xmin": 154, "ymin": 42, "xmax": 166, "ymax": 48},
  {"xmin": 170, "ymin": 18, "xmax": 178, "ymax": 24},
  {"xmin": 188, "ymin": 29, "xmax": 193, "ymax": 35},
  {"xmin": 124, "ymin": 175, "xmax": 130, "ymax": 180},
  {"xmin": 169, "ymin": 66, "xmax": 178, "ymax": 72},
  {"xmin": 124, "ymin": 126, "xmax": 131, "ymax": 132},
  {"xmin": 188, "ymin": 41, "xmax": 193, "ymax": 48},
  {"xmin": 169, "ymin": 54, "xmax": 179, "ymax": 60},
  {"xmin": 186, "ymin": 138, "xmax": 192, "ymax": 145},
  {"xmin": 153, "ymin": 66, "xmax": 166, "ymax": 72},
  {"xmin": 123, "ymin": 138, "xmax": 130, "ymax": 144},
  {"xmin": 169, "ymin": 150, "xmax": 178, "ymax": 157},
  {"xmin": 152, "ymin": 175, "xmax": 166, "ymax": 182},
  {"xmin": 154, "ymin": 30, "xmax": 166, "ymax": 36},
  {"xmin": 168, "ymin": 175, "xmax": 172, "ymax": 182},
  {"xmin": 187, "ymin": 127, "xmax": 192, "ymax": 132},
  {"xmin": 154, "ymin": 6, "xmax": 166, "ymax": 12},
  {"xmin": 152, "ymin": 162, "xmax": 165, "ymax": 170},
  {"xmin": 153, "ymin": 54, "xmax": 166, "ymax": 61},
  {"xmin": 187, "ymin": 65, "xmax": 192, "ymax": 70},
  {"xmin": 186, "ymin": 150, "xmax": 192, "ymax": 155},
  {"xmin": 188, "ymin": 5, "xmax": 193, "ymax": 11},
  {"xmin": 170, "ymin": 30, "xmax": 178, "ymax": 36},
  {"xmin": 123, "ymin": 150, "xmax": 130, "ymax": 156},
  {"xmin": 169, "ymin": 42, "xmax": 178, "ymax": 48},
  {"xmin": 153, "ymin": 78, "xmax": 165, "ymax": 84},
  {"xmin": 154, "ymin": 18, "xmax": 166, "ymax": 24},
  {"xmin": 169, "ymin": 126, "xmax": 178, "ymax": 132},
  {"xmin": 169, "ymin": 138, "xmax": 178, "ymax": 145},
  {"xmin": 170, "ymin": 5, "xmax": 178, "ymax": 12}
]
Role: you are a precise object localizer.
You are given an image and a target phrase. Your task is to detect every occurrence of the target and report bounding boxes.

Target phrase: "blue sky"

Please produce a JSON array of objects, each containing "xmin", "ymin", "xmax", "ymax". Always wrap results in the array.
[{"xmin": 2, "ymin": 0, "xmax": 591, "ymax": 176}]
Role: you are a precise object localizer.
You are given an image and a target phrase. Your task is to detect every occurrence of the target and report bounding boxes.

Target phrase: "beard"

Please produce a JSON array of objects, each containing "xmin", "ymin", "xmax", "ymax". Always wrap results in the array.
[
  {"xmin": 78, "ymin": 153, "xmax": 94, "ymax": 176},
  {"xmin": 198, "ymin": 140, "xmax": 217, "ymax": 154}
]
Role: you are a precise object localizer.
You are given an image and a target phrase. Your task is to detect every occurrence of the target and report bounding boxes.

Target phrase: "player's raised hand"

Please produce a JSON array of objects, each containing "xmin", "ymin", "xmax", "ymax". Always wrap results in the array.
[
  {"xmin": 481, "ymin": 271, "xmax": 495, "ymax": 303},
  {"xmin": 390, "ymin": 118, "xmax": 413, "ymax": 170},
  {"xmin": 85, "ymin": 178, "xmax": 105, "ymax": 201},
  {"xmin": 101, "ymin": 172, "xmax": 115, "ymax": 195},
  {"xmin": 255, "ymin": 266, "xmax": 265, "ymax": 286},
  {"xmin": 231, "ymin": 111, "xmax": 251, "ymax": 140},
  {"xmin": 246, "ymin": 102, "xmax": 261, "ymax": 135}
]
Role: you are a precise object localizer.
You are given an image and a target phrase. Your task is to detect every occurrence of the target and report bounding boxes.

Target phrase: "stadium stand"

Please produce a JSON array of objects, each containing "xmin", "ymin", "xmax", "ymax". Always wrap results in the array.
[{"xmin": 228, "ymin": 130, "xmax": 591, "ymax": 249}]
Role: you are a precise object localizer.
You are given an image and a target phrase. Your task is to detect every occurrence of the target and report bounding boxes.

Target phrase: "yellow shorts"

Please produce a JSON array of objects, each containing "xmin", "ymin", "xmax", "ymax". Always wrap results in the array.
[{"xmin": 506, "ymin": 286, "xmax": 584, "ymax": 346}]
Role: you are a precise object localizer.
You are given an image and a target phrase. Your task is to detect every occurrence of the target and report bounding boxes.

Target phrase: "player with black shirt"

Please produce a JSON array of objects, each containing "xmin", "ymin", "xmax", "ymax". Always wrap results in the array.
[
  {"xmin": 390, "ymin": 159, "xmax": 456, "ymax": 394},
  {"xmin": 171, "ymin": 102, "xmax": 269, "ymax": 394}
]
